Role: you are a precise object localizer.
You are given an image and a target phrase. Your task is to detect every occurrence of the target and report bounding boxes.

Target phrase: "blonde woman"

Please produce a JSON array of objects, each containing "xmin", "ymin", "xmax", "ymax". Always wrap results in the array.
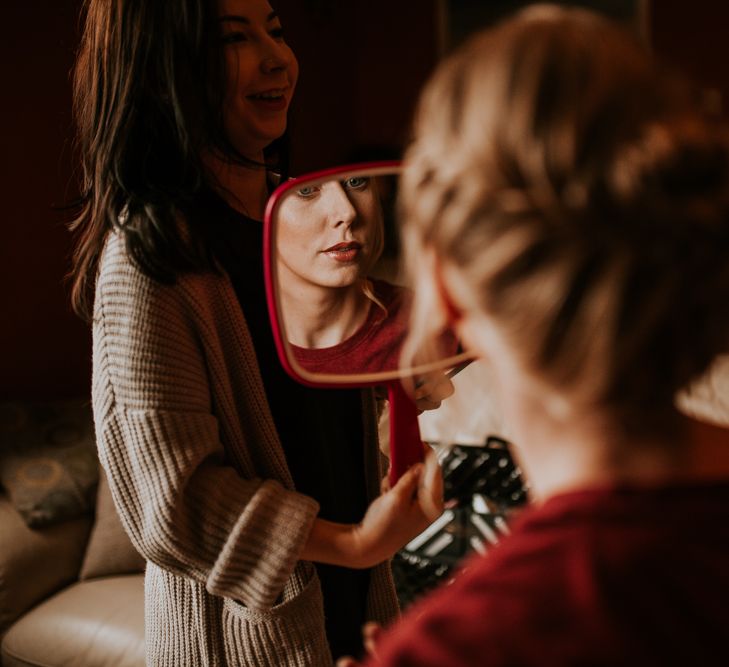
[{"xmin": 340, "ymin": 5, "xmax": 729, "ymax": 666}]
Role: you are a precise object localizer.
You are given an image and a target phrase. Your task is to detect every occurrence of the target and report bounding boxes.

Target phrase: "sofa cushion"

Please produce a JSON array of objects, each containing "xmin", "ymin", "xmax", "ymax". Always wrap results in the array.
[
  {"xmin": 0, "ymin": 494, "xmax": 91, "ymax": 640},
  {"xmin": 80, "ymin": 468, "xmax": 146, "ymax": 580},
  {"xmin": 0, "ymin": 400, "xmax": 98, "ymax": 527},
  {"xmin": 1, "ymin": 575, "xmax": 145, "ymax": 667}
]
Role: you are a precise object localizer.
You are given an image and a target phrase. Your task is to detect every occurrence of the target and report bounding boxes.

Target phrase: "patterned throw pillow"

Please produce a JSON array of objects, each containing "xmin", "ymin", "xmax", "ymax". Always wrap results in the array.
[
  {"xmin": 0, "ymin": 400, "xmax": 99, "ymax": 527},
  {"xmin": 79, "ymin": 466, "xmax": 146, "ymax": 579}
]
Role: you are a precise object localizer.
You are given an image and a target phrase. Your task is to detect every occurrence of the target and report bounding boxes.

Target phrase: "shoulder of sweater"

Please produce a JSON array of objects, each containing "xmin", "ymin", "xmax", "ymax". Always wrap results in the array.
[
  {"xmin": 97, "ymin": 231, "xmax": 231, "ymax": 317},
  {"xmin": 93, "ymin": 233, "xmax": 226, "ymax": 412}
]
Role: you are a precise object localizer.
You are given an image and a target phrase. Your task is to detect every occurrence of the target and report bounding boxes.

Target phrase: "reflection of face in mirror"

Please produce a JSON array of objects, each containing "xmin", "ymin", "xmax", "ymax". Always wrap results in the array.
[
  {"xmin": 275, "ymin": 172, "xmax": 462, "ymax": 377},
  {"xmin": 275, "ymin": 174, "xmax": 415, "ymax": 375},
  {"xmin": 277, "ymin": 176, "xmax": 383, "ymax": 295}
]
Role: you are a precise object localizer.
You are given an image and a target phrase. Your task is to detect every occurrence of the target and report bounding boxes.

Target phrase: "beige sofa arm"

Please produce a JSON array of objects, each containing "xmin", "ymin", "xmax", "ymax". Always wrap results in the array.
[{"xmin": 0, "ymin": 494, "xmax": 92, "ymax": 638}]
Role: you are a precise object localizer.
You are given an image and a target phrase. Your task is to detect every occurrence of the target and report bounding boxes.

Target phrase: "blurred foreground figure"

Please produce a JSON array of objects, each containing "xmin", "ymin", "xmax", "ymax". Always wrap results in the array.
[{"xmin": 343, "ymin": 4, "xmax": 729, "ymax": 666}]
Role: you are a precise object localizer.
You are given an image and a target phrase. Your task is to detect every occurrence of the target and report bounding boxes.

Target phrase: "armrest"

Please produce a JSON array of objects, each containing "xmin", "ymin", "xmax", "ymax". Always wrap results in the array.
[{"xmin": 0, "ymin": 493, "xmax": 92, "ymax": 636}]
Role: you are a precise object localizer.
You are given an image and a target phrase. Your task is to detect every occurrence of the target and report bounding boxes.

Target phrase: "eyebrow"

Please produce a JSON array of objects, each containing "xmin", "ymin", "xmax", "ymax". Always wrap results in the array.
[{"xmin": 219, "ymin": 11, "xmax": 278, "ymax": 24}]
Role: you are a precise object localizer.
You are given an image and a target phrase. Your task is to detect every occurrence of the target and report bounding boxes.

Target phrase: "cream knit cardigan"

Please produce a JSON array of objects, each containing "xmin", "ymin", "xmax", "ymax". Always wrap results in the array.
[{"xmin": 92, "ymin": 232, "xmax": 399, "ymax": 666}]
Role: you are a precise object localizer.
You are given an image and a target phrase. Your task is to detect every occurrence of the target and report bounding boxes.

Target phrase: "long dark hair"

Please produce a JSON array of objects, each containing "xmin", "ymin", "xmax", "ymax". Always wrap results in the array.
[{"xmin": 69, "ymin": 0, "xmax": 289, "ymax": 320}]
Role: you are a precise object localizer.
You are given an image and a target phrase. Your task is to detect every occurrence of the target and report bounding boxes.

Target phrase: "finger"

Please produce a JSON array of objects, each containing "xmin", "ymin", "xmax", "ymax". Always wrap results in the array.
[
  {"xmin": 414, "ymin": 372, "xmax": 454, "ymax": 400},
  {"xmin": 362, "ymin": 622, "xmax": 384, "ymax": 657},
  {"xmin": 336, "ymin": 658, "xmax": 360, "ymax": 667},
  {"xmin": 416, "ymin": 375, "xmax": 454, "ymax": 404},
  {"xmin": 363, "ymin": 634, "xmax": 379, "ymax": 659},
  {"xmin": 422, "ymin": 446, "xmax": 444, "ymax": 499},
  {"xmin": 413, "ymin": 379, "xmax": 437, "ymax": 400},
  {"xmin": 415, "ymin": 397, "xmax": 442, "ymax": 412},
  {"xmin": 390, "ymin": 462, "xmax": 423, "ymax": 502},
  {"xmin": 439, "ymin": 375, "xmax": 455, "ymax": 400},
  {"xmin": 418, "ymin": 447, "xmax": 445, "ymax": 520},
  {"xmin": 363, "ymin": 621, "xmax": 383, "ymax": 642}
]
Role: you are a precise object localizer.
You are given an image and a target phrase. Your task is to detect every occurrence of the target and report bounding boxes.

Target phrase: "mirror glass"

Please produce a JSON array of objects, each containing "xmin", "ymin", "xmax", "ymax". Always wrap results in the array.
[{"xmin": 267, "ymin": 165, "xmax": 473, "ymax": 384}]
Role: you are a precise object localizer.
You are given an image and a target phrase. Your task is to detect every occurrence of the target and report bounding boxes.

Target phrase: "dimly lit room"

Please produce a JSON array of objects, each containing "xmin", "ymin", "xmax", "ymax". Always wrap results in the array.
[{"xmin": 1, "ymin": 1, "xmax": 728, "ymax": 665}]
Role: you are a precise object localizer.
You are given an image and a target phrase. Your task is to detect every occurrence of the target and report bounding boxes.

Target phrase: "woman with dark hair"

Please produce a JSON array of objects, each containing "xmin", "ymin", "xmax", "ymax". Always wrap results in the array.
[
  {"xmin": 340, "ymin": 5, "xmax": 729, "ymax": 666},
  {"xmin": 69, "ymin": 1, "xmax": 442, "ymax": 664}
]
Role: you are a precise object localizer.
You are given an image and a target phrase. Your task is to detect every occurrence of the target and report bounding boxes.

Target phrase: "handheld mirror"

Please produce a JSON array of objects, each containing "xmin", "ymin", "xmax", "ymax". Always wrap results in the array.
[{"xmin": 264, "ymin": 162, "xmax": 473, "ymax": 483}]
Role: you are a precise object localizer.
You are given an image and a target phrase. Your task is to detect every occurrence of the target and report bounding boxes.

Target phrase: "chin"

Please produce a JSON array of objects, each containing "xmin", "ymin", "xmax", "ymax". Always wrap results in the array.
[
  {"xmin": 258, "ymin": 121, "xmax": 289, "ymax": 144},
  {"xmin": 227, "ymin": 126, "xmax": 287, "ymax": 159}
]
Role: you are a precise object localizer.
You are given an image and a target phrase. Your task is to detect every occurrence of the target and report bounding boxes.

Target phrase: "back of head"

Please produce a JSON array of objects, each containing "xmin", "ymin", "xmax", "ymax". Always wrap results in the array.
[{"xmin": 402, "ymin": 5, "xmax": 729, "ymax": 426}]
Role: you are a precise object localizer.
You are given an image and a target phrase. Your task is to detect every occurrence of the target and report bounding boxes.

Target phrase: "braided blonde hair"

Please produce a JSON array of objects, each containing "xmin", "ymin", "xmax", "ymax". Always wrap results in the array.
[{"xmin": 401, "ymin": 5, "xmax": 729, "ymax": 425}]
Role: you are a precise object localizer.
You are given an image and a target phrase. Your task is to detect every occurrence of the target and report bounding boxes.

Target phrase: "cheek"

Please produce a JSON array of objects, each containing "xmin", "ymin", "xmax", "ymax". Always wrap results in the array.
[
  {"xmin": 222, "ymin": 51, "xmax": 240, "ymax": 98},
  {"xmin": 293, "ymin": 219, "xmax": 319, "ymax": 256},
  {"xmin": 357, "ymin": 201, "xmax": 377, "ymax": 234},
  {"xmin": 287, "ymin": 48, "xmax": 300, "ymax": 89},
  {"xmin": 282, "ymin": 225, "xmax": 306, "ymax": 256},
  {"xmin": 221, "ymin": 60, "xmax": 243, "ymax": 130},
  {"xmin": 454, "ymin": 312, "xmax": 506, "ymax": 366},
  {"xmin": 453, "ymin": 318, "xmax": 480, "ymax": 356},
  {"xmin": 223, "ymin": 50, "xmax": 261, "ymax": 102}
]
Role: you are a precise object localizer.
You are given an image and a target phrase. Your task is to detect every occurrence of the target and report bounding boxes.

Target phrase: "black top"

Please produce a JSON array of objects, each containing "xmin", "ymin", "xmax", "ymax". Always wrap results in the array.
[{"xmin": 207, "ymin": 194, "xmax": 371, "ymax": 660}]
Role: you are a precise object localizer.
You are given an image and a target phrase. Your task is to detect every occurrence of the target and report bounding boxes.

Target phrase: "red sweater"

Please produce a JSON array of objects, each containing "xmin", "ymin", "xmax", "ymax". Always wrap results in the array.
[
  {"xmin": 292, "ymin": 279, "xmax": 460, "ymax": 376},
  {"xmin": 292, "ymin": 279, "xmax": 410, "ymax": 375},
  {"xmin": 367, "ymin": 482, "xmax": 729, "ymax": 666}
]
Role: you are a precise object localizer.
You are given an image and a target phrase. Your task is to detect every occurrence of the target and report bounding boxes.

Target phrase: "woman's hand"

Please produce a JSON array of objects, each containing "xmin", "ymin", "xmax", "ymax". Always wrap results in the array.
[
  {"xmin": 336, "ymin": 622, "xmax": 384, "ymax": 667},
  {"xmin": 300, "ymin": 446, "xmax": 443, "ymax": 569},
  {"xmin": 413, "ymin": 371, "xmax": 455, "ymax": 411},
  {"xmin": 349, "ymin": 445, "xmax": 443, "ymax": 568}
]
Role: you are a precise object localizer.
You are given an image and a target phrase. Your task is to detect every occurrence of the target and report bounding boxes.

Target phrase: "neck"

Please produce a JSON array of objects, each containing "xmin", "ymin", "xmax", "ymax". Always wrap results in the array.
[
  {"xmin": 497, "ymin": 374, "xmax": 729, "ymax": 503},
  {"xmin": 281, "ymin": 281, "xmax": 370, "ymax": 348},
  {"xmin": 204, "ymin": 150, "xmax": 269, "ymax": 221}
]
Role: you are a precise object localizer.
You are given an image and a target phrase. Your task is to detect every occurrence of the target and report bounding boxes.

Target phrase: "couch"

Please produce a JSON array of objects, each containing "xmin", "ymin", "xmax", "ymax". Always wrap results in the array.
[
  {"xmin": 0, "ymin": 401, "xmax": 145, "ymax": 667},
  {"xmin": 2, "ymin": 356, "xmax": 725, "ymax": 667}
]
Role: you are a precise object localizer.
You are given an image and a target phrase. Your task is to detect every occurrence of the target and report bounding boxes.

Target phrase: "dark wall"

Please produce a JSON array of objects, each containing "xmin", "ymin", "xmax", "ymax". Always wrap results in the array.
[
  {"xmin": 0, "ymin": 0, "xmax": 439, "ymax": 401},
  {"xmin": 1, "ymin": 0, "xmax": 727, "ymax": 401},
  {"xmin": 277, "ymin": 0, "xmax": 439, "ymax": 173},
  {"xmin": 651, "ymin": 0, "xmax": 729, "ymax": 116},
  {"xmin": 0, "ymin": 1, "xmax": 89, "ymax": 401}
]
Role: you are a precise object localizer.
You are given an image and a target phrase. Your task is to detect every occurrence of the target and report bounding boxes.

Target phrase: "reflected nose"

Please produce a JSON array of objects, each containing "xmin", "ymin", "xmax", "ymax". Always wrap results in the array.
[{"xmin": 328, "ymin": 185, "xmax": 357, "ymax": 229}]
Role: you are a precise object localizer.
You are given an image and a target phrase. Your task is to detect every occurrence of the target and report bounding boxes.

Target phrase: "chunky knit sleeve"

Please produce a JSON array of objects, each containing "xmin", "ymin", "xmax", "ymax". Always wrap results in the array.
[{"xmin": 91, "ymin": 234, "xmax": 319, "ymax": 611}]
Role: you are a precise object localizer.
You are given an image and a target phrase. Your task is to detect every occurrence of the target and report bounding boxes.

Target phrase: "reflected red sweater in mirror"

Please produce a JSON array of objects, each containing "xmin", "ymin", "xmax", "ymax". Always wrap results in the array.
[
  {"xmin": 292, "ymin": 279, "xmax": 459, "ymax": 376},
  {"xmin": 292, "ymin": 279, "xmax": 410, "ymax": 375}
]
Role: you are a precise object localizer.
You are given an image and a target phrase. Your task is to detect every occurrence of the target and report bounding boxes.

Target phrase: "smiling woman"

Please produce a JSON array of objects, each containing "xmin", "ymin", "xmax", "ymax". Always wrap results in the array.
[
  {"xmin": 67, "ymin": 0, "xmax": 442, "ymax": 665},
  {"xmin": 218, "ymin": 1, "xmax": 299, "ymax": 162}
]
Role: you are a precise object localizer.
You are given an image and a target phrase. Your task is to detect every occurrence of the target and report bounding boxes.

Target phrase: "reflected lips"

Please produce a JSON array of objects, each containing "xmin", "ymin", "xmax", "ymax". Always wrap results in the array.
[{"xmin": 323, "ymin": 242, "xmax": 362, "ymax": 263}]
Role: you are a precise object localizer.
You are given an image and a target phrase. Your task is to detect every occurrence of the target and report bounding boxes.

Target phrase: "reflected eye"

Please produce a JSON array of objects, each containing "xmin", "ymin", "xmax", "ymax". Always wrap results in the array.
[
  {"xmin": 343, "ymin": 177, "xmax": 369, "ymax": 191},
  {"xmin": 296, "ymin": 186, "xmax": 319, "ymax": 199}
]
